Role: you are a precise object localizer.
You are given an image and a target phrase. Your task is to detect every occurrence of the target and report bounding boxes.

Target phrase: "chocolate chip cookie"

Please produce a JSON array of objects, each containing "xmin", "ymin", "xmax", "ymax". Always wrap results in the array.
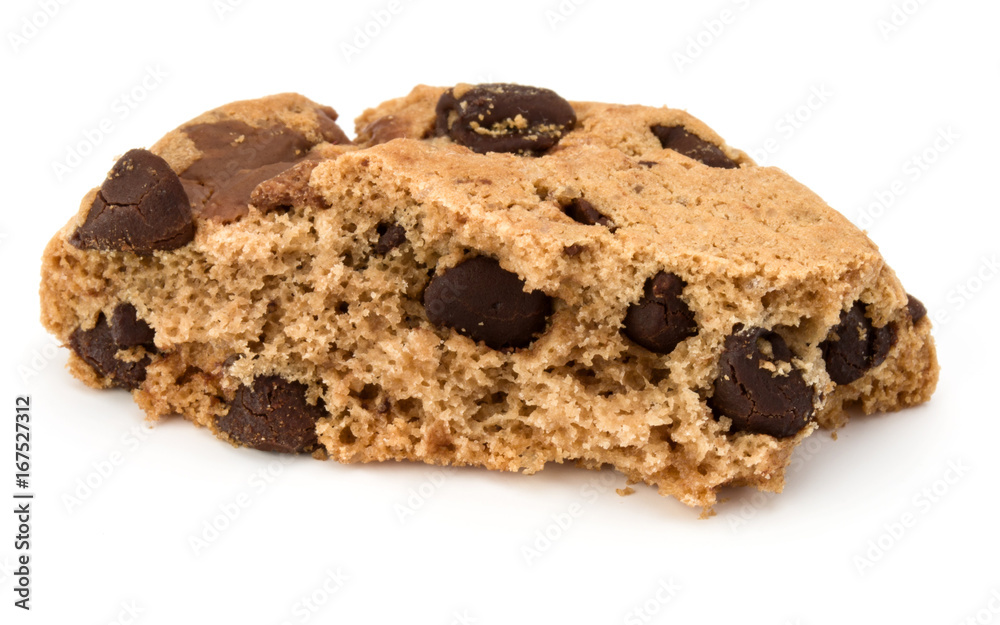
[{"xmin": 40, "ymin": 86, "xmax": 939, "ymax": 508}]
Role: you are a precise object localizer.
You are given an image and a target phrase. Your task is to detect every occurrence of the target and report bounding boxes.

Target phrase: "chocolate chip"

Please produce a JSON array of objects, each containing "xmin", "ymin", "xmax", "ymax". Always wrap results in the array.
[
  {"xmin": 435, "ymin": 83, "xmax": 576, "ymax": 155},
  {"xmin": 423, "ymin": 256, "xmax": 552, "ymax": 350},
  {"xmin": 710, "ymin": 326, "xmax": 815, "ymax": 438},
  {"xmin": 907, "ymin": 294, "xmax": 928, "ymax": 323},
  {"xmin": 638, "ymin": 160, "xmax": 658, "ymax": 168},
  {"xmin": 360, "ymin": 115, "xmax": 412, "ymax": 145},
  {"xmin": 650, "ymin": 125, "xmax": 738, "ymax": 169},
  {"xmin": 203, "ymin": 161, "xmax": 300, "ymax": 220},
  {"xmin": 216, "ymin": 376, "xmax": 325, "ymax": 454},
  {"xmin": 109, "ymin": 303, "xmax": 155, "ymax": 348},
  {"xmin": 563, "ymin": 244, "xmax": 585, "ymax": 257},
  {"xmin": 180, "ymin": 120, "xmax": 315, "ymax": 222},
  {"xmin": 821, "ymin": 302, "xmax": 897, "ymax": 385},
  {"xmin": 622, "ymin": 272, "xmax": 697, "ymax": 354},
  {"xmin": 250, "ymin": 160, "xmax": 326, "ymax": 213},
  {"xmin": 562, "ymin": 198, "xmax": 615, "ymax": 229},
  {"xmin": 70, "ymin": 149, "xmax": 195, "ymax": 254},
  {"xmin": 68, "ymin": 313, "xmax": 151, "ymax": 390},
  {"xmin": 374, "ymin": 222, "xmax": 407, "ymax": 255},
  {"xmin": 315, "ymin": 105, "xmax": 352, "ymax": 145}
]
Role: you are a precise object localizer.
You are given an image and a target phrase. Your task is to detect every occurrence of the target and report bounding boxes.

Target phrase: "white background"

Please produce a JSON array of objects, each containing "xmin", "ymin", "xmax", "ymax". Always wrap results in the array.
[{"xmin": 2, "ymin": 0, "xmax": 998, "ymax": 623}]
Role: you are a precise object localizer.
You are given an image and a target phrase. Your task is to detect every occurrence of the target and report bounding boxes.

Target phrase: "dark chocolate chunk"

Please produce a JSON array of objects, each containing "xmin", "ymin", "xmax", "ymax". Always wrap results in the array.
[
  {"xmin": 250, "ymin": 160, "xmax": 326, "ymax": 213},
  {"xmin": 315, "ymin": 105, "xmax": 352, "ymax": 145},
  {"xmin": 360, "ymin": 115, "xmax": 412, "ymax": 145},
  {"xmin": 423, "ymin": 256, "xmax": 552, "ymax": 350},
  {"xmin": 70, "ymin": 149, "xmax": 195, "ymax": 254},
  {"xmin": 710, "ymin": 326, "xmax": 815, "ymax": 438},
  {"xmin": 374, "ymin": 222, "xmax": 407, "ymax": 255},
  {"xmin": 562, "ymin": 198, "xmax": 615, "ymax": 229},
  {"xmin": 435, "ymin": 83, "xmax": 576, "ymax": 155},
  {"xmin": 109, "ymin": 303, "xmax": 156, "ymax": 349},
  {"xmin": 216, "ymin": 376, "xmax": 325, "ymax": 454},
  {"xmin": 820, "ymin": 302, "xmax": 898, "ymax": 385},
  {"xmin": 180, "ymin": 120, "xmax": 315, "ymax": 222},
  {"xmin": 563, "ymin": 244, "xmax": 585, "ymax": 257},
  {"xmin": 182, "ymin": 120, "xmax": 313, "ymax": 180},
  {"xmin": 202, "ymin": 161, "xmax": 299, "ymax": 221},
  {"xmin": 68, "ymin": 313, "xmax": 151, "ymax": 390},
  {"xmin": 650, "ymin": 125, "xmax": 738, "ymax": 169},
  {"xmin": 622, "ymin": 272, "xmax": 697, "ymax": 354},
  {"xmin": 907, "ymin": 294, "xmax": 928, "ymax": 323}
]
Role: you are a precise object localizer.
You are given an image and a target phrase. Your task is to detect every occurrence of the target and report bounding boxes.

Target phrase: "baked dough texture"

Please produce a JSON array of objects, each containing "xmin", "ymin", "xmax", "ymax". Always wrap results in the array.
[{"xmin": 40, "ymin": 85, "xmax": 939, "ymax": 508}]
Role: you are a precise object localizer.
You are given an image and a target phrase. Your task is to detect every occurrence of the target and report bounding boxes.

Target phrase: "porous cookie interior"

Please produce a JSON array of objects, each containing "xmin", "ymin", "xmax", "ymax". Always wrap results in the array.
[{"xmin": 40, "ymin": 86, "xmax": 939, "ymax": 508}]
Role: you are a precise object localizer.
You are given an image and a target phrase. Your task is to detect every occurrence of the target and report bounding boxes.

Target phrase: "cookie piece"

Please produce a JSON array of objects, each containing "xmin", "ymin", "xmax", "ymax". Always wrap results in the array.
[{"xmin": 41, "ymin": 85, "xmax": 939, "ymax": 509}]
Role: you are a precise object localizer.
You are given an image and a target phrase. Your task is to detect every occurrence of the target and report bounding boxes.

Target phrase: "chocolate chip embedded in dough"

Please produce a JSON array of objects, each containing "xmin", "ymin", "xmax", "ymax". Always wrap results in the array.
[
  {"xmin": 68, "ymin": 313, "xmax": 151, "ymax": 390},
  {"xmin": 906, "ymin": 294, "xmax": 928, "ymax": 323},
  {"xmin": 710, "ymin": 326, "xmax": 815, "ymax": 438},
  {"xmin": 202, "ymin": 161, "xmax": 300, "ymax": 221},
  {"xmin": 250, "ymin": 160, "xmax": 326, "ymax": 213},
  {"xmin": 109, "ymin": 303, "xmax": 156, "ymax": 349},
  {"xmin": 622, "ymin": 272, "xmax": 697, "ymax": 355},
  {"xmin": 374, "ymin": 223, "xmax": 407, "ymax": 256},
  {"xmin": 423, "ymin": 256, "xmax": 553, "ymax": 350},
  {"xmin": 820, "ymin": 302, "xmax": 898, "ymax": 385},
  {"xmin": 562, "ymin": 198, "xmax": 615, "ymax": 230},
  {"xmin": 315, "ymin": 105, "xmax": 352, "ymax": 145},
  {"xmin": 650, "ymin": 125, "xmax": 738, "ymax": 169},
  {"xmin": 435, "ymin": 83, "xmax": 576, "ymax": 155},
  {"xmin": 216, "ymin": 376, "xmax": 325, "ymax": 454},
  {"xmin": 70, "ymin": 149, "xmax": 194, "ymax": 254},
  {"xmin": 180, "ymin": 120, "xmax": 315, "ymax": 222}
]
